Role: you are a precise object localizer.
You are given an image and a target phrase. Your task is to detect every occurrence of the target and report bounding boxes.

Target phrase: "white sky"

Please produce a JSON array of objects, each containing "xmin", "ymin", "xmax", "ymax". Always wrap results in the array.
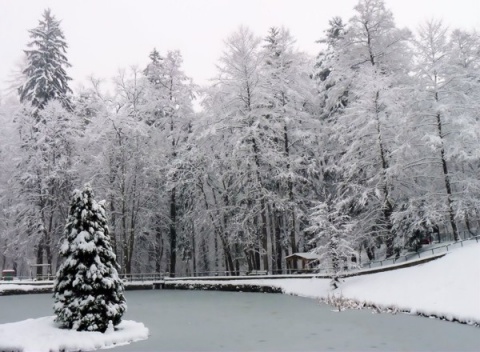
[{"xmin": 1, "ymin": 0, "xmax": 479, "ymax": 95}]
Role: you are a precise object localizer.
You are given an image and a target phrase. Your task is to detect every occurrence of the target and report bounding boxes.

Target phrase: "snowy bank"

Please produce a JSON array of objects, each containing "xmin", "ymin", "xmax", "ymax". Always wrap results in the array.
[
  {"xmin": 0, "ymin": 317, "xmax": 149, "ymax": 352},
  {"xmin": 338, "ymin": 242, "xmax": 480, "ymax": 323},
  {"xmin": 171, "ymin": 242, "xmax": 480, "ymax": 325},
  {"xmin": 0, "ymin": 284, "xmax": 52, "ymax": 295},
  {"xmin": 0, "ymin": 281, "xmax": 156, "ymax": 296}
]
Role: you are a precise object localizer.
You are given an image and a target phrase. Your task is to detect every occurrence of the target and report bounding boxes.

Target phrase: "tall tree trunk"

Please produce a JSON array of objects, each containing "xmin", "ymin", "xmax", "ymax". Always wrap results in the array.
[
  {"xmin": 45, "ymin": 205, "xmax": 54, "ymax": 267},
  {"xmin": 253, "ymin": 215, "xmax": 261, "ymax": 270},
  {"xmin": 0, "ymin": 239, "xmax": 6, "ymax": 271},
  {"xmin": 127, "ymin": 208, "xmax": 136, "ymax": 275},
  {"xmin": 109, "ymin": 194, "xmax": 117, "ymax": 255},
  {"xmin": 222, "ymin": 238, "xmax": 235, "ymax": 275},
  {"xmin": 36, "ymin": 238, "xmax": 44, "ymax": 278},
  {"xmin": 374, "ymin": 91, "xmax": 395, "ymax": 257},
  {"xmin": 121, "ymin": 187, "xmax": 128, "ymax": 275},
  {"xmin": 283, "ymin": 103, "xmax": 297, "ymax": 267},
  {"xmin": 244, "ymin": 249, "xmax": 254, "ymax": 272},
  {"xmin": 435, "ymin": 110, "xmax": 459, "ymax": 241},
  {"xmin": 250, "ymin": 134, "xmax": 269, "ymax": 272},
  {"xmin": 268, "ymin": 204, "xmax": 277, "ymax": 273},
  {"xmin": 260, "ymin": 198, "xmax": 269, "ymax": 272},
  {"xmin": 126, "ymin": 161, "xmax": 140, "ymax": 275},
  {"xmin": 274, "ymin": 207, "xmax": 283, "ymax": 274},
  {"xmin": 155, "ymin": 225, "xmax": 163, "ymax": 273},
  {"xmin": 191, "ymin": 222, "xmax": 197, "ymax": 276},
  {"xmin": 214, "ymin": 231, "xmax": 219, "ymax": 273},
  {"xmin": 169, "ymin": 188, "xmax": 177, "ymax": 277},
  {"xmin": 289, "ymin": 194, "xmax": 297, "ymax": 263}
]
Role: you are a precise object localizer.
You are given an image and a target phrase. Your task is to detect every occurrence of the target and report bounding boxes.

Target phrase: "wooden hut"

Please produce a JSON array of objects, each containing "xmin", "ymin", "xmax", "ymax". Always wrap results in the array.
[{"xmin": 285, "ymin": 253, "xmax": 321, "ymax": 273}]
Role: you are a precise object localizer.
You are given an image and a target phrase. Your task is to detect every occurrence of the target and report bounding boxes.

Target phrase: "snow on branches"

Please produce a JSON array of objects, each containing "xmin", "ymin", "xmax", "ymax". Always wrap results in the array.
[{"xmin": 53, "ymin": 184, "xmax": 126, "ymax": 332}]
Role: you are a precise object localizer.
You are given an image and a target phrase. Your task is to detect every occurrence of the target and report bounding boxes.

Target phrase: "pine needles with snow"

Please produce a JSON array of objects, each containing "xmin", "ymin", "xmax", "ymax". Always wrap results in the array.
[{"xmin": 53, "ymin": 184, "xmax": 126, "ymax": 332}]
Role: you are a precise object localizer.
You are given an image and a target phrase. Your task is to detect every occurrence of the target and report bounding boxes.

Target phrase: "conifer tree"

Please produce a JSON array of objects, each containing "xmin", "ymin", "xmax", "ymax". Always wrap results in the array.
[
  {"xmin": 18, "ymin": 8, "xmax": 73, "ymax": 114},
  {"xmin": 53, "ymin": 184, "xmax": 126, "ymax": 332},
  {"xmin": 144, "ymin": 48, "xmax": 164, "ymax": 86},
  {"xmin": 314, "ymin": 16, "xmax": 348, "ymax": 118}
]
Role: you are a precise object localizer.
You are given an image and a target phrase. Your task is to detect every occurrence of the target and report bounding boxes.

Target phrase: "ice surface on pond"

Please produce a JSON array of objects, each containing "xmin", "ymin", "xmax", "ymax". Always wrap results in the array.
[{"xmin": 1, "ymin": 291, "xmax": 479, "ymax": 351}]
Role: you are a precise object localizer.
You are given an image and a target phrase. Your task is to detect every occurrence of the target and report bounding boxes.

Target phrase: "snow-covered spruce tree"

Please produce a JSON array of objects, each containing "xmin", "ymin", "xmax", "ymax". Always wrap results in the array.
[
  {"xmin": 18, "ymin": 8, "xmax": 72, "ymax": 114},
  {"xmin": 53, "ymin": 184, "xmax": 126, "ymax": 332}
]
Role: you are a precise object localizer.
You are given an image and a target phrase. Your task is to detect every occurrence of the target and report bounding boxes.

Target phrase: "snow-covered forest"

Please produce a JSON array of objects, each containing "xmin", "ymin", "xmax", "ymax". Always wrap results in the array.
[{"xmin": 0, "ymin": 0, "xmax": 479, "ymax": 278}]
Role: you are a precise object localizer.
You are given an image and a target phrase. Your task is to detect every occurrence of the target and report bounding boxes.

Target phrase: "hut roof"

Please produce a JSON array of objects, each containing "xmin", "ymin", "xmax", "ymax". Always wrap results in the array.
[{"xmin": 285, "ymin": 252, "xmax": 321, "ymax": 260}]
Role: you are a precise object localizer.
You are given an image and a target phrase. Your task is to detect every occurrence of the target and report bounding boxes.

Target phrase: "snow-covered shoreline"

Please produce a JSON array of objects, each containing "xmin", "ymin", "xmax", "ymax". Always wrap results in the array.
[
  {"xmin": 168, "ymin": 242, "xmax": 480, "ymax": 327},
  {"xmin": 0, "ymin": 281, "xmax": 155, "ymax": 296},
  {"xmin": 3, "ymin": 243, "xmax": 479, "ymax": 327},
  {"xmin": 1, "ymin": 241, "xmax": 478, "ymax": 351}
]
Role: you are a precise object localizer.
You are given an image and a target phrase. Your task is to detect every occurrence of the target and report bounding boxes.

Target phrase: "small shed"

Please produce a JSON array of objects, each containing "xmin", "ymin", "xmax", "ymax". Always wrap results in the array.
[
  {"xmin": 285, "ymin": 253, "xmax": 321, "ymax": 273},
  {"xmin": 1, "ymin": 269, "xmax": 16, "ymax": 281}
]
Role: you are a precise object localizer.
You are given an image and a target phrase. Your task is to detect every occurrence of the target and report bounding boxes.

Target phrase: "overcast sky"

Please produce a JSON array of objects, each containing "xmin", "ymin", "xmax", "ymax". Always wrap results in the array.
[{"xmin": 1, "ymin": 0, "xmax": 479, "ymax": 95}]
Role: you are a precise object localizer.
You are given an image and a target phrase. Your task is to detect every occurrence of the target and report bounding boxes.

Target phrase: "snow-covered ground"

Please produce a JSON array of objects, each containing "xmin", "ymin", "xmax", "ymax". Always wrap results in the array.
[
  {"xmin": 175, "ymin": 241, "xmax": 480, "ymax": 325},
  {"xmin": 0, "ymin": 283, "xmax": 49, "ymax": 292},
  {"xmin": 0, "ymin": 281, "xmax": 154, "ymax": 295},
  {"xmin": 0, "ymin": 317, "xmax": 148, "ymax": 352},
  {"xmin": 0, "ymin": 242, "xmax": 478, "ymax": 351}
]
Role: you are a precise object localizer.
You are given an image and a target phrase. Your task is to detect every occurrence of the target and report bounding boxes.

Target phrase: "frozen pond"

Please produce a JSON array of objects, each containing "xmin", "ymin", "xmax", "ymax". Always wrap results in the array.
[{"xmin": 1, "ymin": 290, "xmax": 479, "ymax": 351}]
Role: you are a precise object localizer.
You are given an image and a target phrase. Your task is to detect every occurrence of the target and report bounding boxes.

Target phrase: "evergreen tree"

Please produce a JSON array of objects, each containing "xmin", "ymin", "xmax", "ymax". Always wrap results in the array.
[
  {"xmin": 314, "ymin": 16, "xmax": 348, "ymax": 118},
  {"xmin": 18, "ymin": 8, "xmax": 73, "ymax": 114},
  {"xmin": 144, "ymin": 48, "xmax": 164, "ymax": 86},
  {"xmin": 53, "ymin": 184, "xmax": 126, "ymax": 332}
]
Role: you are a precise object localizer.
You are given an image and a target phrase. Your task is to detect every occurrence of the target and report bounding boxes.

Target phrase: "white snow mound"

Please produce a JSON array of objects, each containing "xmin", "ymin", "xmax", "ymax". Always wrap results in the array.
[
  {"xmin": 338, "ymin": 241, "xmax": 480, "ymax": 322},
  {"xmin": 272, "ymin": 242, "xmax": 480, "ymax": 322},
  {"xmin": 0, "ymin": 316, "xmax": 149, "ymax": 352}
]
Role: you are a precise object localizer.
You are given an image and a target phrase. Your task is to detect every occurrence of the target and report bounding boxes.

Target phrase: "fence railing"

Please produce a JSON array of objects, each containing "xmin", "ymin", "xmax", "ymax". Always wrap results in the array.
[
  {"xmin": 360, "ymin": 234, "xmax": 480, "ymax": 270},
  {"xmin": 2, "ymin": 234, "xmax": 478, "ymax": 282},
  {"xmin": 0, "ymin": 275, "xmax": 54, "ymax": 282},
  {"xmin": 121, "ymin": 269, "xmax": 319, "ymax": 280},
  {"xmin": 121, "ymin": 273, "xmax": 165, "ymax": 281}
]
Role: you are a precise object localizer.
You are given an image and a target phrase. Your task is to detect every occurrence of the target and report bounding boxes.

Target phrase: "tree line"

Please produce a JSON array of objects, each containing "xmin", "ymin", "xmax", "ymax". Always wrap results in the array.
[{"xmin": 0, "ymin": 0, "xmax": 479, "ymax": 278}]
